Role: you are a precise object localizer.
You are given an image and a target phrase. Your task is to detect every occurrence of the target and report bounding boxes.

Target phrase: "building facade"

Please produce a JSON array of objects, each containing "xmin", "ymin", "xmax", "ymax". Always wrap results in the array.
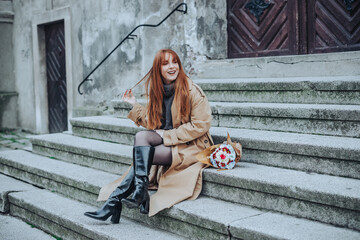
[{"xmin": 0, "ymin": 0, "xmax": 359, "ymax": 133}]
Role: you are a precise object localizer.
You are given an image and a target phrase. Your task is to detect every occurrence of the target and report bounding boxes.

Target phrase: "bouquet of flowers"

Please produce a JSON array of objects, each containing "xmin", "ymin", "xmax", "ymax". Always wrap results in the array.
[{"xmin": 196, "ymin": 133, "xmax": 242, "ymax": 170}]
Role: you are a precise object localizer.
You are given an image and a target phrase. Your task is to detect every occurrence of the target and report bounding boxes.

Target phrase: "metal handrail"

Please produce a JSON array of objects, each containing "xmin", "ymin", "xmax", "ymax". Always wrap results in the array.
[{"xmin": 78, "ymin": 2, "xmax": 188, "ymax": 95}]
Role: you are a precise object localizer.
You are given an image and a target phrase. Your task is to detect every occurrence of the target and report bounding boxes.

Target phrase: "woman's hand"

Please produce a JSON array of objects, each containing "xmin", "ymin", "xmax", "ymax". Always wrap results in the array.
[
  {"xmin": 154, "ymin": 129, "xmax": 164, "ymax": 138},
  {"xmin": 122, "ymin": 89, "xmax": 136, "ymax": 106}
]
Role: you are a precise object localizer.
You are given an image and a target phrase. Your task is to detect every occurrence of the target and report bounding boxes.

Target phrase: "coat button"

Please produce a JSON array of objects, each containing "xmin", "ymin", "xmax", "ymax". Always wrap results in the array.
[{"xmin": 204, "ymin": 140, "xmax": 208, "ymax": 144}]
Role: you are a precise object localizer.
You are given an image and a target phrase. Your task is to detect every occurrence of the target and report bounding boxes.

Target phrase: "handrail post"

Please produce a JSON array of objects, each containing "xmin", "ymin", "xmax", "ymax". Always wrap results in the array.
[{"xmin": 78, "ymin": 3, "xmax": 188, "ymax": 95}]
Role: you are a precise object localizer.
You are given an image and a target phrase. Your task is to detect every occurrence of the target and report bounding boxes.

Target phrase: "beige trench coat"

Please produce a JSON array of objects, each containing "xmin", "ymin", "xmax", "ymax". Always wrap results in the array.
[{"xmin": 97, "ymin": 78, "xmax": 214, "ymax": 216}]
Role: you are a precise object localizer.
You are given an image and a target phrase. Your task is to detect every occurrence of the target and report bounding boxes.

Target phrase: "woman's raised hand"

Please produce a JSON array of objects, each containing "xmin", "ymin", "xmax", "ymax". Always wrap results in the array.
[{"xmin": 122, "ymin": 89, "xmax": 136, "ymax": 106}]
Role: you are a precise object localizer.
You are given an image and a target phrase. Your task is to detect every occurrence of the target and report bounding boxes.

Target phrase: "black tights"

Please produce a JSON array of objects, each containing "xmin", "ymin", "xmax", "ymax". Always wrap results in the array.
[{"xmin": 134, "ymin": 130, "xmax": 172, "ymax": 166}]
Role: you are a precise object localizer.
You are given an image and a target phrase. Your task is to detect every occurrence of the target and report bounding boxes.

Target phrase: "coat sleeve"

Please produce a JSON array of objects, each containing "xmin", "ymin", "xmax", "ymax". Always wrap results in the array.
[
  {"xmin": 127, "ymin": 102, "xmax": 148, "ymax": 128},
  {"xmin": 162, "ymin": 85, "xmax": 212, "ymax": 146}
]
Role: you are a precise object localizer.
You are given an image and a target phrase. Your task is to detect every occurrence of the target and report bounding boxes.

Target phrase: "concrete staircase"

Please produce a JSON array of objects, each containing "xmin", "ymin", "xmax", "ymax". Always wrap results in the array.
[{"xmin": 1, "ymin": 53, "xmax": 360, "ymax": 239}]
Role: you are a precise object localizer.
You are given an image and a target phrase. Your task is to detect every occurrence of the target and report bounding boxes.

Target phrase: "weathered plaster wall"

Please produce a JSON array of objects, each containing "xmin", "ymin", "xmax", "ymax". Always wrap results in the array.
[
  {"xmin": 140, "ymin": 0, "xmax": 228, "ymax": 75},
  {"xmin": 12, "ymin": 0, "xmax": 39, "ymax": 131},
  {"xmin": 0, "ymin": 0, "xmax": 18, "ymax": 129},
  {"xmin": 80, "ymin": 0, "xmax": 143, "ymax": 108},
  {"xmin": 10, "ymin": 0, "xmax": 228, "ymax": 132},
  {"xmin": 0, "ymin": 24, "xmax": 15, "ymax": 92},
  {"xmin": 184, "ymin": 0, "xmax": 227, "ymax": 75},
  {"xmin": 79, "ymin": 0, "xmax": 228, "ymax": 106},
  {"xmin": 140, "ymin": 0, "xmax": 186, "ymax": 86}
]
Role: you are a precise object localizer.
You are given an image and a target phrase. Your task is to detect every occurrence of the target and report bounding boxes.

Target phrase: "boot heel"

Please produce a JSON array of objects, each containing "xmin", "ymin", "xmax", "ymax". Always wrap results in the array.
[
  {"xmin": 139, "ymin": 193, "xmax": 150, "ymax": 214},
  {"xmin": 111, "ymin": 212, "xmax": 120, "ymax": 224},
  {"xmin": 111, "ymin": 205, "xmax": 122, "ymax": 224}
]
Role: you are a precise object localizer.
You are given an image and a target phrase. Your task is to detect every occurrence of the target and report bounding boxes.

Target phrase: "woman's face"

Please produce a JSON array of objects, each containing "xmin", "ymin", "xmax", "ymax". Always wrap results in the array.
[{"xmin": 161, "ymin": 53, "xmax": 179, "ymax": 84}]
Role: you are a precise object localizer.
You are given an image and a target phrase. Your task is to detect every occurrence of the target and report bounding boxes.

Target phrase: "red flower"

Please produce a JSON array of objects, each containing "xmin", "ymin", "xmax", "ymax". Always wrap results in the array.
[{"xmin": 220, "ymin": 154, "xmax": 226, "ymax": 160}]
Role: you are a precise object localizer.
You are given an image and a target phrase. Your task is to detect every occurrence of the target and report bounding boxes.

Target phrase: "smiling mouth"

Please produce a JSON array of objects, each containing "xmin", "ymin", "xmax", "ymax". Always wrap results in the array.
[{"xmin": 168, "ymin": 71, "xmax": 177, "ymax": 74}]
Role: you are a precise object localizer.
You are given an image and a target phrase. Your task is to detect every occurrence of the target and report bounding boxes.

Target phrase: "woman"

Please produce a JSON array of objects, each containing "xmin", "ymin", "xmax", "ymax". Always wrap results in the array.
[{"xmin": 84, "ymin": 49, "xmax": 213, "ymax": 223}]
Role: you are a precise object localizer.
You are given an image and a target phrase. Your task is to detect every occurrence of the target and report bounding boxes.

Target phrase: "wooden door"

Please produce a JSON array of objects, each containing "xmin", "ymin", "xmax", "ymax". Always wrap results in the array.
[
  {"xmin": 227, "ymin": 0, "xmax": 299, "ymax": 58},
  {"xmin": 227, "ymin": 0, "xmax": 360, "ymax": 58},
  {"xmin": 45, "ymin": 21, "xmax": 68, "ymax": 133},
  {"xmin": 307, "ymin": 0, "xmax": 360, "ymax": 53}
]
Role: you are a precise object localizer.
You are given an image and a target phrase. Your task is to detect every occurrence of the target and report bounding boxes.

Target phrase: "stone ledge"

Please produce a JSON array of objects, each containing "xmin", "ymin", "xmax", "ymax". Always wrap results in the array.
[
  {"xmin": 192, "ymin": 51, "xmax": 360, "ymax": 78},
  {"xmin": 193, "ymin": 76, "xmax": 360, "ymax": 104},
  {"xmin": 0, "ymin": 12, "xmax": 14, "ymax": 23},
  {"xmin": 212, "ymin": 102, "xmax": 360, "ymax": 121},
  {"xmin": 194, "ymin": 76, "xmax": 360, "ymax": 91}
]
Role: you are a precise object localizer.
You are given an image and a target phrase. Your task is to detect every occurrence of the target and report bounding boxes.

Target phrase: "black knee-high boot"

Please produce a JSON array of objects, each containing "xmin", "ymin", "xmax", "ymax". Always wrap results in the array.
[
  {"xmin": 84, "ymin": 155, "xmax": 135, "ymax": 224},
  {"xmin": 122, "ymin": 146, "xmax": 154, "ymax": 214}
]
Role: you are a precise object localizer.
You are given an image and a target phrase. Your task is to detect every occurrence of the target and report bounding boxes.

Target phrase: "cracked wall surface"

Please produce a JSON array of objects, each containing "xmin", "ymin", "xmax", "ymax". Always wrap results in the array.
[
  {"xmin": 6, "ymin": 0, "xmax": 360, "ymax": 132},
  {"xmin": 8, "ymin": 0, "xmax": 228, "ymax": 132}
]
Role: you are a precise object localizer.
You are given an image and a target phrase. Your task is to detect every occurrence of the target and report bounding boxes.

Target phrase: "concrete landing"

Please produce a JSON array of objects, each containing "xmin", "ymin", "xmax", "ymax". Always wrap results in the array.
[{"xmin": 0, "ymin": 214, "xmax": 55, "ymax": 240}]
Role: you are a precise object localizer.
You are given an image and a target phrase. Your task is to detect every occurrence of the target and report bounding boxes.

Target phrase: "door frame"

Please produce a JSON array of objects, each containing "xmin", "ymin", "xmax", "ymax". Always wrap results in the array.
[{"xmin": 32, "ymin": 7, "xmax": 73, "ymax": 133}]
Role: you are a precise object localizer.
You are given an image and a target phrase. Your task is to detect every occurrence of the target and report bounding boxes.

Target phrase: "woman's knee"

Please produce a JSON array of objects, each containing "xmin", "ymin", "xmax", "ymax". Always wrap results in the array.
[{"xmin": 134, "ymin": 130, "xmax": 159, "ymax": 146}]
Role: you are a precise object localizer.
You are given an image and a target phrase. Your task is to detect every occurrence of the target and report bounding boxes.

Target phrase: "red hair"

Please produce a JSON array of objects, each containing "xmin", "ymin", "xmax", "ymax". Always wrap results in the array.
[{"xmin": 141, "ymin": 49, "xmax": 190, "ymax": 129}]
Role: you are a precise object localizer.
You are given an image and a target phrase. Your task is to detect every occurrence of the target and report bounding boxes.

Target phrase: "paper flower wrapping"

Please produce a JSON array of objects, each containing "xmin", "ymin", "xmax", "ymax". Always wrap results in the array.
[
  {"xmin": 196, "ymin": 132, "xmax": 242, "ymax": 170},
  {"xmin": 210, "ymin": 144, "xmax": 236, "ymax": 169}
]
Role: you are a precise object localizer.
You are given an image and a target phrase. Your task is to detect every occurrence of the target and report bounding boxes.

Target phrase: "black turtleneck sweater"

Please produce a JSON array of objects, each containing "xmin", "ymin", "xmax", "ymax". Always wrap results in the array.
[{"xmin": 160, "ymin": 83, "xmax": 175, "ymax": 130}]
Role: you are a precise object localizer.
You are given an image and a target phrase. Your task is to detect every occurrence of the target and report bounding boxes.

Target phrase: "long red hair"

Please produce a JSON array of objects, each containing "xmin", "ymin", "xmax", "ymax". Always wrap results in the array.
[{"xmin": 141, "ymin": 49, "xmax": 190, "ymax": 129}]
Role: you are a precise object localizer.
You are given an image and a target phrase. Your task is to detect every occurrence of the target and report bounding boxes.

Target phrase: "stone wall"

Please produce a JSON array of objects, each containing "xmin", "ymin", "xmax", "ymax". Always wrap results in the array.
[
  {"xmin": 9, "ymin": 0, "xmax": 227, "ymax": 133},
  {"xmin": 0, "ymin": 0, "xmax": 17, "ymax": 130}
]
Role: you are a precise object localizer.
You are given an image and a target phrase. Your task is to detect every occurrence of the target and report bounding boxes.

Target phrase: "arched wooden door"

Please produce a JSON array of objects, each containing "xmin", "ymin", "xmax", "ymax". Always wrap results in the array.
[{"xmin": 227, "ymin": 0, "xmax": 360, "ymax": 58}]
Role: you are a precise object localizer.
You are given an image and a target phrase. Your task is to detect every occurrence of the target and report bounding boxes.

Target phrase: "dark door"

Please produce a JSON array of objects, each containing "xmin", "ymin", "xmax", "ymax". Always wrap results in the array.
[
  {"xmin": 307, "ymin": 0, "xmax": 360, "ymax": 54},
  {"xmin": 45, "ymin": 21, "xmax": 68, "ymax": 133},
  {"xmin": 227, "ymin": 0, "xmax": 360, "ymax": 58},
  {"xmin": 227, "ymin": 0, "xmax": 299, "ymax": 58}
]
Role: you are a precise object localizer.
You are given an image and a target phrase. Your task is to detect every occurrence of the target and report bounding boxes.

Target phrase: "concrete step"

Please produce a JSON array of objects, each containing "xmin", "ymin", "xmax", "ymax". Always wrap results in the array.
[
  {"xmin": 3, "ymin": 185, "xmax": 184, "ymax": 239},
  {"xmin": 70, "ymin": 116, "xmax": 360, "ymax": 179},
  {"xmin": 211, "ymin": 126, "xmax": 360, "ymax": 179},
  {"xmin": 0, "ymin": 150, "xmax": 359, "ymax": 232},
  {"xmin": 8, "ymin": 188, "xmax": 360, "ymax": 240},
  {"xmin": 70, "ymin": 115, "xmax": 142, "ymax": 144},
  {"xmin": 202, "ymin": 163, "xmax": 360, "ymax": 231},
  {"xmin": 0, "ymin": 172, "xmax": 39, "ymax": 213},
  {"xmin": 211, "ymin": 102, "xmax": 360, "ymax": 137},
  {"xmin": 191, "ymin": 51, "xmax": 360, "ymax": 78},
  {"xmin": 193, "ymin": 76, "xmax": 360, "ymax": 105},
  {"xmin": 111, "ymin": 101, "xmax": 360, "ymax": 138},
  {"xmin": 0, "ymin": 213, "xmax": 55, "ymax": 240},
  {"xmin": 111, "ymin": 98, "xmax": 146, "ymax": 119},
  {"xmin": 30, "ymin": 133, "xmax": 132, "ymax": 174}
]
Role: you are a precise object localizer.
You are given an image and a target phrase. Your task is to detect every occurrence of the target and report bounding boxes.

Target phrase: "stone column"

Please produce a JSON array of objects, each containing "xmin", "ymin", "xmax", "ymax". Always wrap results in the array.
[{"xmin": 0, "ymin": 0, "xmax": 17, "ymax": 130}]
